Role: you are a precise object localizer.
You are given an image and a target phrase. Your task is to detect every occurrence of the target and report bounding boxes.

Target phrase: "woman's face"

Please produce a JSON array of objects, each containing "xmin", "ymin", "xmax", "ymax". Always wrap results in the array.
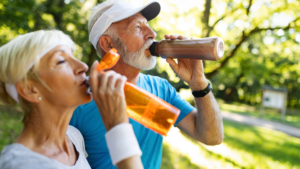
[{"xmin": 37, "ymin": 45, "xmax": 92, "ymax": 108}]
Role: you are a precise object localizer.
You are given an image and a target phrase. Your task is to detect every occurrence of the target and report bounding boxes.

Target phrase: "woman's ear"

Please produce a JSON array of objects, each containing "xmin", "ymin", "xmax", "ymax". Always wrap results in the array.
[
  {"xmin": 16, "ymin": 80, "xmax": 40, "ymax": 103},
  {"xmin": 99, "ymin": 36, "xmax": 116, "ymax": 53}
]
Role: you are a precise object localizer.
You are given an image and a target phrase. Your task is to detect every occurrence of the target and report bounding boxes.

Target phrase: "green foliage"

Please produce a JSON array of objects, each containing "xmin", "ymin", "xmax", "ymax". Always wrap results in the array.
[
  {"xmin": 1, "ymin": 0, "xmax": 300, "ymax": 108},
  {"xmin": 0, "ymin": 106, "xmax": 23, "ymax": 151},
  {"xmin": 0, "ymin": 0, "xmax": 101, "ymax": 68},
  {"xmin": 147, "ymin": 0, "xmax": 300, "ymax": 108},
  {"xmin": 211, "ymin": 29, "xmax": 300, "ymax": 107}
]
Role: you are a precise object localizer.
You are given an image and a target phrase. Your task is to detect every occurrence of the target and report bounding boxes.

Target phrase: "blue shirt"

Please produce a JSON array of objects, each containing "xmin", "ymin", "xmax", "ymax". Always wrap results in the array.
[{"xmin": 70, "ymin": 73, "xmax": 194, "ymax": 169}]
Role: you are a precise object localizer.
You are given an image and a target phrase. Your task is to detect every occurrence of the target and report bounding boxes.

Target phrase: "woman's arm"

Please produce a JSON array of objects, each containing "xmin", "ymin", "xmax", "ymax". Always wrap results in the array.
[
  {"xmin": 89, "ymin": 61, "xmax": 143, "ymax": 169},
  {"xmin": 117, "ymin": 156, "xmax": 143, "ymax": 169}
]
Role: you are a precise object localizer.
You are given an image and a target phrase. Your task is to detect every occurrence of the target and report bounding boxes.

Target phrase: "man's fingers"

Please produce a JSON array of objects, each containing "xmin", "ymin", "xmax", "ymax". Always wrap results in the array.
[
  {"xmin": 169, "ymin": 34, "xmax": 179, "ymax": 40},
  {"xmin": 177, "ymin": 35, "xmax": 188, "ymax": 40},
  {"xmin": 165, "ymin": 34, "xmax": 188, "ymax": 40},
  {"xmin": 164, "ymin": 34, "xmax": 170, "ymax": 39},
  {"xmin": 89, "ymin": 60, "xmax": 99, "ymax": 93},
  {"xmin": 165, "ymin": 34, "xmax": 189, "ymax": 40},
  {"xmin": 166, "ymin": 58, "xmax": 179, "ymax": 73},
  {"xmin": 165, "ymin": 34, "xmax": 179, "ymax": 40}
]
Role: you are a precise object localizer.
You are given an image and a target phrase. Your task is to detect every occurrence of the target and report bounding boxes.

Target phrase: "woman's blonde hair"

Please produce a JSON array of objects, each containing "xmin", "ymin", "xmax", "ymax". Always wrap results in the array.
[{"xmin": 0, "ymin": 30, "xmax": 75, "ymax": 123}]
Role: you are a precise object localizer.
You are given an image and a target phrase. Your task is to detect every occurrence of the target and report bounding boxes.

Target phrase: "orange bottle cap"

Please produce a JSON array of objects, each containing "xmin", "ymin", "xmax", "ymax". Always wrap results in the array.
[{"xmin": 97, "ymin": 48, "xmax": 120, "ymax": 71}]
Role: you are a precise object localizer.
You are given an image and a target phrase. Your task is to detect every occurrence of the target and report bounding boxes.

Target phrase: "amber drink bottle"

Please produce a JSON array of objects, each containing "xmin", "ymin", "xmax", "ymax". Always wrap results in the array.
[
  {"xmin": 149, "ymin": 37, "xmax": 225, "ymax": 61},
  {"xmin": 95, "ymin": 49, "xmax": 180, "ymax": 136}
]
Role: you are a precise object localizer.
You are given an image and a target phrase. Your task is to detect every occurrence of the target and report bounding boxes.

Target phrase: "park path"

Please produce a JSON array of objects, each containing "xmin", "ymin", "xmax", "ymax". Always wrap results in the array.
[{"xmin": 221, "ymin": 111, "xmax": 300, "ymax": 138}]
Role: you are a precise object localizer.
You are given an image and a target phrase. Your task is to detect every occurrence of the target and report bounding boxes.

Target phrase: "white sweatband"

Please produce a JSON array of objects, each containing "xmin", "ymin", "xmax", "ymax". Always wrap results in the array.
[
  {"xmin": 4, "ymin": 43, "xmax": 70, "ymax": 103},
  {"xmin": 105, "ymin": 123, "xmax": 142, "ymax": 165},
  {"xmin": 5, "ymin": 83, "xmax": 19, "ymax": 103}
]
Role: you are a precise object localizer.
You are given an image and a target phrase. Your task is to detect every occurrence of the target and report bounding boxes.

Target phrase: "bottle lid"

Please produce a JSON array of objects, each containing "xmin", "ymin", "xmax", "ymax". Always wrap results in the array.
[
  {"xmin": 216, "ymin": 38, "xmax": 224, "ymax": 60},
  {"xmin": 97, "ymin": 48, "xmax": 120, "ymax": 71}
]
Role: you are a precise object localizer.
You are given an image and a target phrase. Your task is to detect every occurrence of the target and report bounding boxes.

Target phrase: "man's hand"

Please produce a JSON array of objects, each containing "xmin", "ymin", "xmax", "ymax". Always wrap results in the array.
[
  {"xmin": 164, "ymin": 34, "xmax": 208, "ymax": 91},
  {"xmin": 89, "ymin": 61, "xmax": 128, "ymax": 131},
  {"xmin": 164, "ymin": 34, "xmax": 224, "ymax": 145}
]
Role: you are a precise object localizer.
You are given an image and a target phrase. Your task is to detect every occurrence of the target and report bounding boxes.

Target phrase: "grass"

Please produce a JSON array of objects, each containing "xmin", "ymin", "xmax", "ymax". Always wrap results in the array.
[
  {"xmin": 217, "ymin": 100, "xmax": 300, "ymax": 128},
  {"xmin": 162, "ymin": 120, "xmax": 300, "ymax": 169},
  {"xmin": 1, "ymin": 105, "xmax": 300, "ymax": 169},
  {"xmin": 161, "ymin": 143, "xmax": 202, "ymax": 169}
]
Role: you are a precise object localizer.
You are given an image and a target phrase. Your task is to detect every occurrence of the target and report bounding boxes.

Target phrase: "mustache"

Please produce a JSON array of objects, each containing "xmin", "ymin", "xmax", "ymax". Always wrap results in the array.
[{"xmin": 141, "ymin": 39, "xmax": 153, "ymax": 51}]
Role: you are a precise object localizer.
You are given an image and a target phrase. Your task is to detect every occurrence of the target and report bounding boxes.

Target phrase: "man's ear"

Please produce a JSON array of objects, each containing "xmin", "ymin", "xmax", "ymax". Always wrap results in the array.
[
  {"xmin": 99, "ymin": 35, "xmax": 116, "ymax": 53},
  {"xmin": 16, "ymin": 80, "xmax": 40, "ymax": 103}
]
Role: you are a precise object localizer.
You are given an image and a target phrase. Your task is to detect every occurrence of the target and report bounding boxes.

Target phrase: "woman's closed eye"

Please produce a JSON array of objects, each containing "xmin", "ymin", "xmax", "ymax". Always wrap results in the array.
[{"xmin": 57, "ymin": 60, "xmax": 66, "ymax": 64}]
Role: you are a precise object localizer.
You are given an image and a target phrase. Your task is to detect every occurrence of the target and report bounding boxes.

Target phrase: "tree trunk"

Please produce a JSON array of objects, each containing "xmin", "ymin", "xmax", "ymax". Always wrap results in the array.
[
  {"xmin": 223, "ymin": 72, "xmax": 244, "ymax": 102},
  {"xmin": 44, "ymin": 0, "xmax": 65, "ymax": 30},
  {"xmin": 201, "ymin": 0, "xmax": 212, "ymax": 38}
]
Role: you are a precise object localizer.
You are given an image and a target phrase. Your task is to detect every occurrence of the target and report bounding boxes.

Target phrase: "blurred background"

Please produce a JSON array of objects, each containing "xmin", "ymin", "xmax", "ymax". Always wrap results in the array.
[{"xmin": 0, "ymin": 0, "xmax": 299, "ymax": 168}]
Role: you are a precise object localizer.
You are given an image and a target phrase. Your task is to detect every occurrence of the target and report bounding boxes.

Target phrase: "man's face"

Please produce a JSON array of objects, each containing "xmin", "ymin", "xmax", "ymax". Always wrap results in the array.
[{"xmin": 112, "ymin": 13, "xmax": 157, "ymax": 70}]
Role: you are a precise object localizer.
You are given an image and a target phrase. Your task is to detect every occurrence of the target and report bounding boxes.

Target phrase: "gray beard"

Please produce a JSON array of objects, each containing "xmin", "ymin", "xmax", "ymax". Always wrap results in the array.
[{"xmin": 113, "ymin": 37, "xmax": 157, "ymax": 70}]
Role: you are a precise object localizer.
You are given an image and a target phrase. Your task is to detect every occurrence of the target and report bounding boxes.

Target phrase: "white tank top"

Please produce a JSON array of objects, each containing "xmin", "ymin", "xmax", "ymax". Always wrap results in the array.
[{"xmin": 0, "ymin": 125, "xmax": 91, "ymax": 169}]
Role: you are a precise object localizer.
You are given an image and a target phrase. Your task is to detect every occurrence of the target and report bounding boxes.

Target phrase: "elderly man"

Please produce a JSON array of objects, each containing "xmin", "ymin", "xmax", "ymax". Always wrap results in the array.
[{"xmin": 70, "ymin": 0, "xmax": 224, "ymax": 168}]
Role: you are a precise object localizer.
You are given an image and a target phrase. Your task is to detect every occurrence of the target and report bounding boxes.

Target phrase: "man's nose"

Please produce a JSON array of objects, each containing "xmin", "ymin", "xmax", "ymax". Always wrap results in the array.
[{"xmin": 144, "ymin": 25, "xmax": 157, "ymax": 40}]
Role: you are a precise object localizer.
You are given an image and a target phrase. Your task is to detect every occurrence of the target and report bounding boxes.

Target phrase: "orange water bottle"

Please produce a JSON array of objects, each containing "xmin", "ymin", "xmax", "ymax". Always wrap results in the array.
[{"xmin": 97, "ymin": 49, "xmax": 180, "ymax": 136}]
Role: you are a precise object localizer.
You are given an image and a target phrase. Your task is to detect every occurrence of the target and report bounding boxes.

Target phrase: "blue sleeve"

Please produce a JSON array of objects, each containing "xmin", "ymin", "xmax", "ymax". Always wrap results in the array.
[
  {"xmin": 163, "ymin": 80, "xmax": 195, "ymax": 125},
  {"xmin": 70, "ymin": 102, "xmax": 115, "ymax": 169}
]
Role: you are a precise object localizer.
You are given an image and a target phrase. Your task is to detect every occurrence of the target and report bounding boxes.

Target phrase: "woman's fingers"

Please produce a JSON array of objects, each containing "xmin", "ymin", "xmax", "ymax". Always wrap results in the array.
[
  {"xmin": 107, "ymin": 73, "xmax": 122, "ymax": 90},
  {"xmin": 89, "ymin": 60, "xmax": 99, "ymax": 93},
  {"xmin": 92, "ymin": 71, "xmax": 128, "ymax": 131},
  {"xmin": 116, "ymin": 76, "xmax": 127, "ymax": 94},
  {"xmin": 98, "ymin": 71, "xmax": 116, "ymax": 92}
]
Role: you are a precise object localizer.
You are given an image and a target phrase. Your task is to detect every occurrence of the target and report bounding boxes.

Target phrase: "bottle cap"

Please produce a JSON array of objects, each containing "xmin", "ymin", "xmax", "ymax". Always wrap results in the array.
[
  {"xmin": 97, "ymin": 48, "xmax": 120, "ymax": 71},
  {"xmin": 216, "ymin": 37, "xmax": 224, "ymax": 60}
]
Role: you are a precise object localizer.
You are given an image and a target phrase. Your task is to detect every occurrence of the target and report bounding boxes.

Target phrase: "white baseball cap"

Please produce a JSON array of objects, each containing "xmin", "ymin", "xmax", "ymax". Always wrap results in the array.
[{"xmin": 89, "ymin": 0, "xmax": 161, "ymax": 49}]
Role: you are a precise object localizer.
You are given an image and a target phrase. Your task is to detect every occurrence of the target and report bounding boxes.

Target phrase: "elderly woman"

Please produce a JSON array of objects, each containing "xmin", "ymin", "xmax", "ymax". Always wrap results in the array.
[{"xmin": 0, "ymin": 30, "xmax": 143, "ymax": 169}]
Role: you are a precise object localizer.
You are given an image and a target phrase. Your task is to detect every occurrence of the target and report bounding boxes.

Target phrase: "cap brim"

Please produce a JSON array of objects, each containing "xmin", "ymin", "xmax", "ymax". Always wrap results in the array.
[
  {"xmin": 141, "ymin": 1, "xmax": 160, "ymax": 21},
  {"xmin": 114, "ymin": 1, "xmax": 161, "ymax": 22}
]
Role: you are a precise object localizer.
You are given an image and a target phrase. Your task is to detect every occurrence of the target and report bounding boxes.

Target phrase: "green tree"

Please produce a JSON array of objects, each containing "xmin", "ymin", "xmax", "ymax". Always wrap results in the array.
[
  {"xmin": 147, "ymin": 0, "xmax": 300, "ymax": 108},
  {"xmin": 1, "ymin": 0, "xmax": 300, "ymax": 108},
  {"xmin": 0, "ymin": 0, "xmax": 105, "ymax": 70}
]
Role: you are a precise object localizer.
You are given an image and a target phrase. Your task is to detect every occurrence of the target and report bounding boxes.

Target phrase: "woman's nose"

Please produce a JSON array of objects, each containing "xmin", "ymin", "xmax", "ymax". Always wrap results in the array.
[{"xmin": 74, "ymin": 59, "xmax": 88, "ymax": 75}]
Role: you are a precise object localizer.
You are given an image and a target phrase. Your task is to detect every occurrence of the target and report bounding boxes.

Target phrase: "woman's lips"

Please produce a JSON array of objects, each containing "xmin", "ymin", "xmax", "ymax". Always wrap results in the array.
[
  {"xmin": 80, "ymin": 79, "xmax": 89, "ymax": 87},
  {"xmin": 84, "ymin": 79, "xmax": 90, "ymax": 86}
]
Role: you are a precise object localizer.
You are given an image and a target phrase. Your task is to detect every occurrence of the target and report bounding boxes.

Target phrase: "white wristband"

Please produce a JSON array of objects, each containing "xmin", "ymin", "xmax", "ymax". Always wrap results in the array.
[{"xmin": 105, "ymin": 123, "xmax": 142, "ymax": 165}]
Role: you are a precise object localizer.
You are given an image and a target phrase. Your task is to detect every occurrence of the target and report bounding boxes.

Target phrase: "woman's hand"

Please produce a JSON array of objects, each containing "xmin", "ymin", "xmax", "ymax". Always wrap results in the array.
[{"xmin": 89, "ymin": 61, "xmax": 128, "ymax": 131}]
